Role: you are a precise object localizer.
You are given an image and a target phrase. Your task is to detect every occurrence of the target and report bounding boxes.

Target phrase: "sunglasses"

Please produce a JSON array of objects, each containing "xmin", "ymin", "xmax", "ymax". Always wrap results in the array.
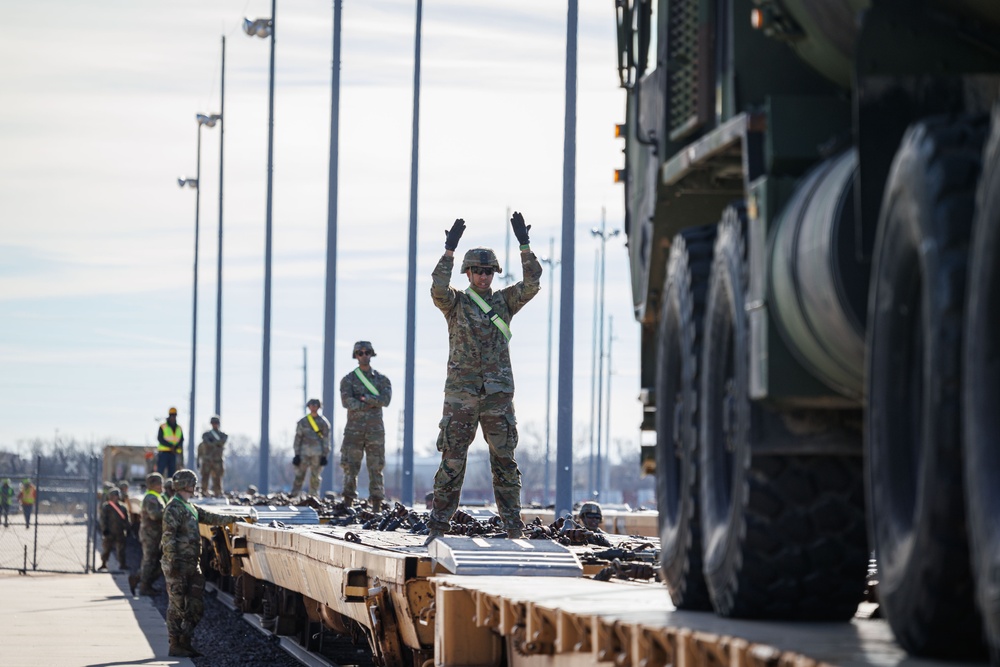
[
  {"xmin": 470, "ymin": 267, "xmax": 494, "ymax": 276},
  {"xmin": 356, "ymin": 350, "xmax": 373, "ymax": 356}
]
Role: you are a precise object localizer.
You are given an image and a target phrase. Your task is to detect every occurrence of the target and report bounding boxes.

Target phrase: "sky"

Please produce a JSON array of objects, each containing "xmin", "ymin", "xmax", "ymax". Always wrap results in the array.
[{"xmin": 1, "ymin": 1, "xmax": 641, "ymax": 484}]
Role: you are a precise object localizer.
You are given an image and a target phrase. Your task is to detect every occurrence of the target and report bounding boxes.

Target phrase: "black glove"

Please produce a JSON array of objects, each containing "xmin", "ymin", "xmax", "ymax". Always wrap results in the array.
[
  {"xmin": 320, "ymin": 456, "xmax": 328, "ymax": 466},
  {"xmin": 292, "ymin": 455, "xmax": 301, "ymax": 466},
  {"xmin": 103, "ymin": 530, "xmax": 109, "ymax": 537},
  {"xmin": 444, "ymin": 218, "xmax": 466, "ymax": 251},
  {"xmin": 510, "ymin": 211, "xmax": 531, "ymax": 246}
]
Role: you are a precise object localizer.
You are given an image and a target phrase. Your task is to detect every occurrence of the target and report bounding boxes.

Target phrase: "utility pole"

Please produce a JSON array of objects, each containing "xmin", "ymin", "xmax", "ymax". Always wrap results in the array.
[
  {"xmin": 604, "ymin": 315, "xmax": 613, "ymax": 499},
  {"xmin": 588, "ymin": 248, "xmax": 599, "ymax": 494},
  {"xmin": 592, "ymin": 209, "xmax": 619, "ymax": 500},
  {"xmin": 502, "ymin": 206, "xmax": 515, "ymax": 285},
  {"xmin": 540, "ymin": 237, "xmax": 560, "ymax": 506}
]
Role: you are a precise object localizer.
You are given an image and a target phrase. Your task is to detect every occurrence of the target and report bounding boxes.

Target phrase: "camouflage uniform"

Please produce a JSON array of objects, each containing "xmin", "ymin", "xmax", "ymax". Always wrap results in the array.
[
  {"xmin": 340, "ymin": 366, "xmax": 392, "ymax": 505},
  {"xmin": 117, "ymin": 481, "xmax": 134, "ymax": 535},
  {"xmin": 160, "ymin": 493, "xmax": 234, "ymax": 648},
  {"xmin": 138, "ymin": 488, "xmax": 166, "ymax": 590},
  {"xmin": 290, "ymin": 412, "xmax": 331, "ymax": 496},
  {"xmin": 99, "ymin": 492, "xmax": 130, "ymax": 569},
  {"xmin": 427, "ymin": 249, "xmax": 541, "ymax": 533},
  {"xmin": 197, "ymin": 427, "xmax": 228, "ymax": 496}
]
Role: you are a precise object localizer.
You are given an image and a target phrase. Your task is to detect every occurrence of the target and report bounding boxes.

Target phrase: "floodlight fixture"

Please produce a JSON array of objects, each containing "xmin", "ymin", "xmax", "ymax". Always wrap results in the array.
[
  {"xmin": 177, "ymin": 177, "xmax": 198, "ymax": 189},
  {"xmin": 243, "ymin": 17, "xmax": 272, "ymax": 39},
  {"xmin": 196, "ymin": 113, "xmax": 222, "ymax": 128}
]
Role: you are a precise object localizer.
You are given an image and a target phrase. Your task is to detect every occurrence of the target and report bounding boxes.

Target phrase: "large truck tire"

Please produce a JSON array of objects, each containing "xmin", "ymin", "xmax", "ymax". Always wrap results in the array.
[
  {"xmin": 866, "ymin": 115, "xmax": 987, "ymax": 659},
  {"xmin": 965, "ymin": 106, "xmax": 1000, "ymax": 667},
  {"xmin": 655, "ymin": 224, "xmax": 716, "ymax": 611},
  {"xmin": 700, "ymin": 205, "xmax": 867, "ymax": 620}
]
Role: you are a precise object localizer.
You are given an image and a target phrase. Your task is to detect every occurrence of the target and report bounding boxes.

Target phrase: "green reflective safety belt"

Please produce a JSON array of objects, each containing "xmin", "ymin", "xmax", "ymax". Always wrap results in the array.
[
  {"xmin": 146, "ymin": 490, "xmax": 165, "ymax": 508},
  {"xmin": 353, "ymin": 368, "xmax": 381, "ymax": 396},
  {"xmin": 174, "ymin": 496, "xmax": 198, "ymax": 520},
  {"xmin": 465, "ymin": 287, "xmax": 512, "ymax": 342}
]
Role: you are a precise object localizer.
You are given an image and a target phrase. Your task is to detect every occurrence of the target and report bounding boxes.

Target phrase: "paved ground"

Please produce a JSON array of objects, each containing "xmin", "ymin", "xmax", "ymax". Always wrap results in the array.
[
  {"xmin": 0, "ymin": 569, "xmax": 193, "ymax": 667},
  {"xmin": 0, "ymin": 512, "xmax": 91, "ymax": 572}
]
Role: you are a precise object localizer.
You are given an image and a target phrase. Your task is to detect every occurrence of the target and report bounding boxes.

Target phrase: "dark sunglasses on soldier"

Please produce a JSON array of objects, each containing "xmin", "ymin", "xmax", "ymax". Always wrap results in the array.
[
  {"xmin": 356, "ymin": 350, "xmax": 373, "ymax": 356},
  {"xmin": 471, "ymin": 267, "xmax": 494, "ymax": 276}
]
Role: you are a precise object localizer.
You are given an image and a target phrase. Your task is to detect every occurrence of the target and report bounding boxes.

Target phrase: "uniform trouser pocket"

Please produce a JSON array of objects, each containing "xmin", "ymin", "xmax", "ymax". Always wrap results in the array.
[{"xmin": 435, "ymin": 416, "xmax": 451, "ymax": 453}]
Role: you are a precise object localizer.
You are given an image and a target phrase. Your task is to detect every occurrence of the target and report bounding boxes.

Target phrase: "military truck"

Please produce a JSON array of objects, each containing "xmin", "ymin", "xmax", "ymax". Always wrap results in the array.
[
  {"xmin": 612, "ymin": 0, "xmax": 999, "ymax": 661},
  {"xmin": 101, "ymin": 444, "xmax": 155, "ymax": 520}
]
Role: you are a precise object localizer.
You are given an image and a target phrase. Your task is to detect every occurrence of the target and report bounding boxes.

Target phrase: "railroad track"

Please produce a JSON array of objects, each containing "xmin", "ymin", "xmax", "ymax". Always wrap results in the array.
[{"xmin": 206, "ymin": 580, "xmax": 360, "ymax": 667}]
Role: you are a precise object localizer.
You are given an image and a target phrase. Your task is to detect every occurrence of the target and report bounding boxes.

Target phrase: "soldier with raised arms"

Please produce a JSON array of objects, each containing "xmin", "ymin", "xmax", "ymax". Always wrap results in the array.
[{"xmin": 424, "ymin": 212, "xmax": 542, "ymax": 544}]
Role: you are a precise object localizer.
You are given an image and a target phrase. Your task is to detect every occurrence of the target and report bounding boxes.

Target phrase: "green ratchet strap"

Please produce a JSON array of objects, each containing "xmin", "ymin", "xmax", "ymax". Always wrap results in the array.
[
  {"xmin": 465, "ymin": 287, "xmax": 512, "ymax": 342},
  {"xmin": 353, "ymin": 368, "xmax": 381, "ymax": 396}
]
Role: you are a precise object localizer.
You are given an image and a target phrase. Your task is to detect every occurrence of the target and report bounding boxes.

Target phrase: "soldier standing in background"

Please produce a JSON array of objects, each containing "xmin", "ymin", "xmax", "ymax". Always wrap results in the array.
[
  {"xmin": 340, "ymin": 341, "xmax": 392, "ymax": 510},
  {"xmin": 130, "ymin": 472, "xmax": 166, "ymax": 596},
  {"xmin": 197, "ymin": 416, "xmax": 228, "ymax": 496},
  {"xmin": 163, "ymin": 478, "xmax": 175, "ymax": 501},
  {"xmin": 0, "ymin": 478, "xmax": 12, "ymax": 527},
  {"xmin": 117, "ymin": 479, "xmax": 134, "ymax": 537},
  {"xmin": 424, "ymin": 213, "xmax": 541, "ymax": 544},
  {"xmin": 98, "ymin": 488, "xmax": 129, "ymax": 570},
  {"xmin": 157, "ymin": 407, "xmax": 184, "ymax": 478},
  {"xmin": 17, "ymin": 479, "xmax": 36, "ymax": 530},
  {"xmin": 290, "ymin": 399, "xmax": 331, "ymax": 497},
  {"xmin": 161, "ymin": 469, "xmax": 236, "ymax": 657},
  {"xmin": 576, "ymin": 501, "xmax": 605, "ymax": 532}
]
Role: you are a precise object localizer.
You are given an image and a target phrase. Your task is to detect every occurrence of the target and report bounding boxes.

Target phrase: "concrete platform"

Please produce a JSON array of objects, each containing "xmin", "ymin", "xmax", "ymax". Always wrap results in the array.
[{"xmin": 0, "ymin": 569, "xmax": 193, "ymax": 667}]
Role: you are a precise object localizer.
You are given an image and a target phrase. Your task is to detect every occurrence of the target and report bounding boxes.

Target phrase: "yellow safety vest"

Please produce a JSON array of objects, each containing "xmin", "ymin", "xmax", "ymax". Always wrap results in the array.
[
  {"xmin": 159, "ymin": 423, "xmax": 183, "ymax": 452},
  {"xmin": 21, "ymin": 486, "xmax": 35, "ymax": 505}
]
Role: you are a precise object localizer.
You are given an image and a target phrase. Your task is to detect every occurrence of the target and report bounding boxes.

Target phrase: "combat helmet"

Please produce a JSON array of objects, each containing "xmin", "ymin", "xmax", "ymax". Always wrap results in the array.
[
  {"xmin": 352, "ymin": 341, "xmax": 376, "ymax": 359},
  {"xmin": 460, "ymin": 247, "xmax": 502, "ymax": 274},
  {"xmin": 172, "ymin": 469, "xmax": 198, "ymax": 492},
  {"xmin": 146, "ymin": 472, "xmax": 163, "ymax": 487},
  {"xmin": 579, "ymin": 501, "xmax": 603, "ymax": 520}
]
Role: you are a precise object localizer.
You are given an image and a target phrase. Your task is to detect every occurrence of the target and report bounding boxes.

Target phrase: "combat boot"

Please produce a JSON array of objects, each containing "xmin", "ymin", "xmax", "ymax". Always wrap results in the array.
[
  {"xmin": 138, "ymin": 584, "xmax": 160, "ymax": 596},
  {"xmin": 180, "ymin": 635, "xmax": 202, "ymax": 657},
  {"xmin": 370, "ymin": 498, "xmax": 383, "ymax": 513},
  {"xmin": 128, "ymin": 574, "xmax": 138, "ymax": 595},
  {"xmin": 168, "ymin": 637, "xmax": 198, "ymax": 658},
  {"xmin": 423, "ymin": 528, "xmax": 444, "ymax": 547},
  {"xmin": 507, "ymin": 527, "xmax": 524, "ymax": 539}
]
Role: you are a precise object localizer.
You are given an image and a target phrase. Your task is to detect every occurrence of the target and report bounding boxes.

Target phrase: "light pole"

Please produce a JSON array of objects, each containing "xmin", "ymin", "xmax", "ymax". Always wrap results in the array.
[
  {"xmin": 321, "ymin": 0, "xmax": 343, "ymax": 496},
  {"xmin": 539, "ymin": 237, "xmax": 560, "ymax": 506},
  {"xmin": 214, "ymin": 36, "xmax": 226, "ymax": 419},
  {"xmin": 555, "ymin": 0, "xmax": 578, "ymax": 520},
  {"xmin": 591, "ymin": 212, "xmax": 619, "ymax": 500},
  {"xmin": 402, "ymin": 0, "xmax": 423, "ymax": 506},
  {"xmin": 244, "ymin": 7, "xmax": 276, "ymax": 492},
  {"xmin": 178, "ymin": 112, "xmax": 219, "ymax": 470}
]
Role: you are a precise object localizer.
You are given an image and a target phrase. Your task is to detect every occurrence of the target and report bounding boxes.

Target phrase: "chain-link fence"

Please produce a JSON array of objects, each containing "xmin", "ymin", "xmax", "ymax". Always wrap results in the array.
[{"xmin": 0, "ymin": 456, "xmax": 99, "ymax": 573}]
